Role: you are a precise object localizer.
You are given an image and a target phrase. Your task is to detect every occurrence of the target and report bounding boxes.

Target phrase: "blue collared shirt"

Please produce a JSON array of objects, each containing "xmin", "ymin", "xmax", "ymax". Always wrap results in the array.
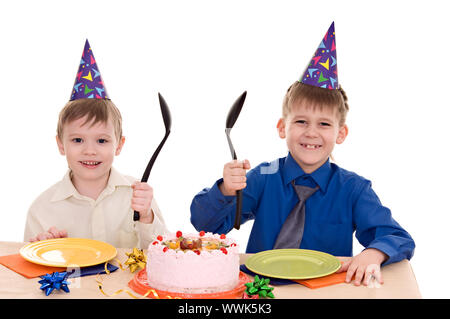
[{"xmin": 190, "ymin": 153, "xmax": 415, "ymax": 265}]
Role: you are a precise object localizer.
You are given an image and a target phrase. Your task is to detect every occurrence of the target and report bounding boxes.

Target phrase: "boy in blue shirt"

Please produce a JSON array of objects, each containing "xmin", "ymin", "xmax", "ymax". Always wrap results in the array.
[{"xmin": 190, "ymin": 22, "xmax": 415, "ymax": 286}]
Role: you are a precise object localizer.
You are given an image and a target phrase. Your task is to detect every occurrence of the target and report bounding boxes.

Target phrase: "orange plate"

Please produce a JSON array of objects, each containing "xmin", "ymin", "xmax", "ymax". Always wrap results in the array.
[{"xmin": 128, "ymin": 269, "xmax": 250, "ymax": 299}]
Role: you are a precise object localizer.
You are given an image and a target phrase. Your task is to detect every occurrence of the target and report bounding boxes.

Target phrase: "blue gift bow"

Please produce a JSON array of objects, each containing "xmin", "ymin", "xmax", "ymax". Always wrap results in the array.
[
  {"xmin": 38, "ymin": 264, "xmax": 119, "ymax": 296},
  {"xmin": 38, "ymin": 271, "xmax": 70, "ymax": 296}
]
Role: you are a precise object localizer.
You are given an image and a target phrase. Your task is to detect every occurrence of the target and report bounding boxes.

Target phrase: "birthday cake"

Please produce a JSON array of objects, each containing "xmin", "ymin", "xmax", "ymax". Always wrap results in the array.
[{"xmin": 146, "ymin": 231, "xmax": 240, "ymax": 293}]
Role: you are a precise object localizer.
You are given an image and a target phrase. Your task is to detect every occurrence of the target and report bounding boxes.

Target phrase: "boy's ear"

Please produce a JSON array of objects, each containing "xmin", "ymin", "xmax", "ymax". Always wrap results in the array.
[
  {"xmin": 115, "ymin": 136, "xmax": 126, "ymax": 156},
  {"xmin": 336, "ymin": 124, "xmax": 348, "ymax": 144},
  {"xmin": 56, "ymin": 136, "xmax": 65, "ymax": 155},
  {"xmin": 277, "ymin": 118, "xmax": 286, "ymax": 139}
]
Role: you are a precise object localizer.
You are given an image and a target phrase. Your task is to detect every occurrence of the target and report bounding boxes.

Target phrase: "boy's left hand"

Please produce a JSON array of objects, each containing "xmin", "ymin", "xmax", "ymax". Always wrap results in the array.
[
  {"xmin": 131, "ymin": 182, "xmax": 154, "ymax": 224},
  {"xmin": 337, "ymin": 248, "xmax": 388, "ymax": 286}
]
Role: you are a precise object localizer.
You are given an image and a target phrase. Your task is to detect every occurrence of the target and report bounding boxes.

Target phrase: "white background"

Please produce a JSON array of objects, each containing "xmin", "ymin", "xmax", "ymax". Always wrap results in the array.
[{"xmin": 0, "ymin": 0, "xmax": 448, "ymax": 298}]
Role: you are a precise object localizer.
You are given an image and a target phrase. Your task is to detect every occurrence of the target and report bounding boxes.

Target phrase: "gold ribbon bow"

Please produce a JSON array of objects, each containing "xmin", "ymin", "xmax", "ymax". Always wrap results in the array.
[{"xmin": 124, "ymin": 247, "xmax": 147, "ymax": 273}]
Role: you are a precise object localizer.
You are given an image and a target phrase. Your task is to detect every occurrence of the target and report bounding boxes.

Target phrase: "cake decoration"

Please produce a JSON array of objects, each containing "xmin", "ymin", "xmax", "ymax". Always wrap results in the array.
[{"xmin": 159, "ymin": 232, "xmax": 231, "ymax": 254}]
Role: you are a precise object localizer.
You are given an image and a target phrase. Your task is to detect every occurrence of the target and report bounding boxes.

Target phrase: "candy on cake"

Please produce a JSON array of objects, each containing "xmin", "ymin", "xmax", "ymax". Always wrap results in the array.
[{"xmin": 146, "ymin": 231, "xmax": 240, "ymax": 293}]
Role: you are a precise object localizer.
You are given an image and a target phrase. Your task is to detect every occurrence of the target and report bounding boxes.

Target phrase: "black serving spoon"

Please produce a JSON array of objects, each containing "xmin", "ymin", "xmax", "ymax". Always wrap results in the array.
[
  {"xmin": 133, "ymin": 93, "xmax": 172, "ymax": 221},
  {"xmin": 225, "ymin": 91, "xmax": 247, "ymax": 229}
]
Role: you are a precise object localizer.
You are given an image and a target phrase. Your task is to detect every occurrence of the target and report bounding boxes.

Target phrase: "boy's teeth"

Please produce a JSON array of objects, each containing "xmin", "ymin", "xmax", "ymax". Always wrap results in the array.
[
  {"xmin": 303, "ymin": 144, "xmax": 320, "ymax": 149},
  {"xmin": 82, "ymin": 161, "xmax": 99, "ymax": 165}
]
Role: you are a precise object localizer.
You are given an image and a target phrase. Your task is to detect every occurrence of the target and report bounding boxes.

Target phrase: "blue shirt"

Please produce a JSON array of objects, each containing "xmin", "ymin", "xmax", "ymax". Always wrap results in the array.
[{"xmin": 190, "ymin": 153, "xmax": 415, "ymax": 265}]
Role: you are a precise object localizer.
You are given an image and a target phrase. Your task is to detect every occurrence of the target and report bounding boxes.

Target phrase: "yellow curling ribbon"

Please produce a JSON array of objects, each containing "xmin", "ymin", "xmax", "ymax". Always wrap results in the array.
[
  {"xmin": 96, "ymin": 272, "xmax": 158, "ymax": 299},
  {"xmin": 104, "ymin": 258, "xmax": 125, "ymax": 273},
  {"xmin": 95, "ymin": 248, "xmax": 180, "ymax": 299}
]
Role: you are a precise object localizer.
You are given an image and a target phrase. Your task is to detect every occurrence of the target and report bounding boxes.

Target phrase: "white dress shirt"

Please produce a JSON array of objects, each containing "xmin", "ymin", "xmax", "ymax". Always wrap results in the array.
[{"xmin": 24, "ymin": 167, "xmax": 168, "ymax": 249}]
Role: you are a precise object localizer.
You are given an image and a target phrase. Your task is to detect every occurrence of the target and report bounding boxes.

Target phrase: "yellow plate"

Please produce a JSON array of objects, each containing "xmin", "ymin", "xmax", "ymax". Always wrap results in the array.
[
  {"xmin": 245, "ymin": 249, "xmax": 341, "ymax": 279},
  {"xmin": 20, "ymin": 238, "xmax": 117, "ymax": 267}
]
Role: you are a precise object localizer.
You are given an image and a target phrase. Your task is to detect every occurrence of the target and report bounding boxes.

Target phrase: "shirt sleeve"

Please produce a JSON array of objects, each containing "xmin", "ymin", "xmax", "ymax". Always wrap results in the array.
[
  {"xmin": 190, "ymin": 165, "xmax": 265, "ymax": 234},
  {"xmin": 23, "ymin": 204, "xmax": 46, "ymax": 242},
  {"xmin": 353, "ymin": 180, "xmax": 415, "ymax": 265},
  {"xmin": 135, "ymin": 198, "xmax": 169, "ymax": 249}
]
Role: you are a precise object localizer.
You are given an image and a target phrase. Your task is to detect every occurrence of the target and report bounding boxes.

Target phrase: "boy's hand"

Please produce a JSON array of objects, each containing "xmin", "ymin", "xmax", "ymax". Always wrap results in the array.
[
  {"xmin": 219, "ymin": 159, "xmax": 251, "ymax": 196},
  {"xmin": 132, "ymin": 181, "xmax": 154, "ymax": 224},
  {"xmin": 29, "ymin": 226, "xmax": 68, "ymax": 242},
  {"xmin": 337, "ymin": 248, "xmax": 387, "ymax": 286}
]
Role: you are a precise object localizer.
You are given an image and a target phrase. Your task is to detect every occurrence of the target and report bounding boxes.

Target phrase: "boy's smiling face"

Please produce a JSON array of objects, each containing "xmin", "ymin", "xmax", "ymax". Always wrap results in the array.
[
  {"xmin": 56, "ymin": 115, "xmax": 125, "ymax": 186},
  {"xmin": 277, "ymin": 101, "xmax": 348, "ymax": 173}
]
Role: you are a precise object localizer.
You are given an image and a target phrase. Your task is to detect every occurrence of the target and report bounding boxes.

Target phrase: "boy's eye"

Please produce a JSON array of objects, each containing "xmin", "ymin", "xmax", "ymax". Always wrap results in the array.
[
  {"xmin": 320, "ymin": 122, "xmax": 331, "ymax": 127},
  {"xmin": 72, "ymin": 138, "xmax": 83, "ymax": 143},
  {"xmin": 98, "ymin": 139, "xmax": 108, "ymax": 144},
  {"xmin": 295, "ymin": 120, "xmax": 306, "ymax": 124}
]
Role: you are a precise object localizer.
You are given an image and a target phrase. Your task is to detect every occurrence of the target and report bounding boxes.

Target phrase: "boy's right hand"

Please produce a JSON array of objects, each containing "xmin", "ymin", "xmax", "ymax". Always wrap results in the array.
[
  {"xmin": 219, "ymin": 159, "xmax": 251, "ymax": 196},
  {"xmin": 29, "ymin": 226, "xmax": 68, "ymax": 242}
]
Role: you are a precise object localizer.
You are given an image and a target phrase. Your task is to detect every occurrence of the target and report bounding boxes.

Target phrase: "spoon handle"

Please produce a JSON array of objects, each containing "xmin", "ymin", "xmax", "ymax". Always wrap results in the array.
[
  {"xmin": 133, "ymin": 132, "xmax": 170, "ymax": 221},
  {"xmin": 234, "ymin": 190, "xmax": 242, "ymax": 229},
  {"xmin": 232, "ymin": 151, "xmax": 242, "ymax": 230}
]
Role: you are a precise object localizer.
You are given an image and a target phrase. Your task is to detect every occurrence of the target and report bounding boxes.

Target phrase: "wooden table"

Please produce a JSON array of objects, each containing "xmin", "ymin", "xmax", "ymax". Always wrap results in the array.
[{"xmin": 0, "ymin": 242, "xmax": 421, "ymax": 299}]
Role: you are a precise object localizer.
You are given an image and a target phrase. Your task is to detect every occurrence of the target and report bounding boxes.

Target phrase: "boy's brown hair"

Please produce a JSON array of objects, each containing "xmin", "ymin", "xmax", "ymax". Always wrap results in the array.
[
  {"xmin": 57, "ymin": 98, "xmax": 123, "ymax": 141},
  {"xmin": 282, "ymin": 81, "xmax": 349, "ymax": 126}
]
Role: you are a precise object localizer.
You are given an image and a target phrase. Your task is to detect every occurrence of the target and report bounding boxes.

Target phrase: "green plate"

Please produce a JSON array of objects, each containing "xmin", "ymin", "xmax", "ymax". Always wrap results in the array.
[{"xmin": 245, "ymin": 249, "xmax": 341, "ymax": 279}]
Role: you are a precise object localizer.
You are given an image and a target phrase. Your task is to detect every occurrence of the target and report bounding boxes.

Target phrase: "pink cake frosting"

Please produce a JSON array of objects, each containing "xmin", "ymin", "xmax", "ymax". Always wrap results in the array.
[{"xmin": 146, "ymin": 231, "xmax": 240, "ymax": 293}]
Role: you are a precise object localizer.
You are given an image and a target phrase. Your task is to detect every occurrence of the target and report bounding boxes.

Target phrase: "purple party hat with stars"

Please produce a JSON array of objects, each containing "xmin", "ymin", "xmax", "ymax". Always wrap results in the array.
[
  {"xmin": 300, "ymin": 22, "xmax": 338, "ymax": 90},
  {"xmin": 70, "ymin": 39, "xmax": 109, "ymax": 100}
]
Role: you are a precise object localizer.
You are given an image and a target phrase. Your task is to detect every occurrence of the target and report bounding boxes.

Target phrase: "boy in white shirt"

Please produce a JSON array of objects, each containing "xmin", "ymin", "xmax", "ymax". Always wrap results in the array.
[{"xmin": 24, "ymin": 40, "xmax": 168, "ymax": 248}]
